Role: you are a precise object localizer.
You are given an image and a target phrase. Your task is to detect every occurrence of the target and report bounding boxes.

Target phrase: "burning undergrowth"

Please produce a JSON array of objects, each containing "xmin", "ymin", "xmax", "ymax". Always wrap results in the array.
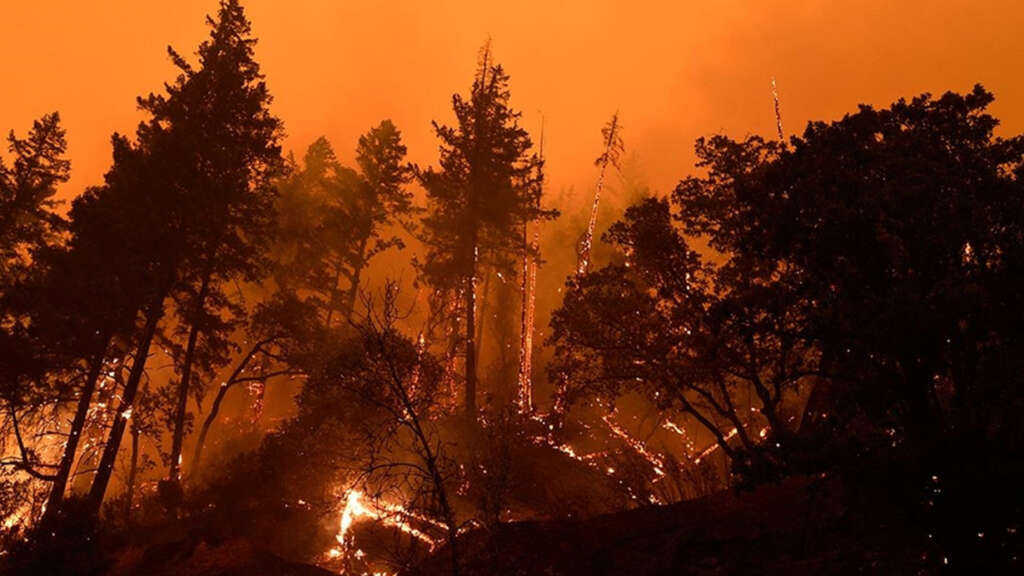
[{"xmin": 177, "ymin": 295, "xmax": 713, "ymax": 574}]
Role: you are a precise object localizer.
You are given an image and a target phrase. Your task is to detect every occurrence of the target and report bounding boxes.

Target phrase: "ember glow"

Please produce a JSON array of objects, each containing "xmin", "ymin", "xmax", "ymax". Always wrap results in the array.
[
  {"xmin": 517, "ymin": 223, "xmax": 539, "ymax": 413},
  {"xmin": 576, "ymin": 113, "xmax": 622, "ymax": 276},
  {"xmin": 330, "ymin": 489, "xmax": 440, "ymax": 567}
]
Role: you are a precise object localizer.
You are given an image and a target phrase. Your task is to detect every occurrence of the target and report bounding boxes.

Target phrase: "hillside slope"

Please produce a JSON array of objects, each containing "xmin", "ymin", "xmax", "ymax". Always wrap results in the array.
[{"xmin": 415, "ymin": 476, "xmax": 925, "ymax": 575}]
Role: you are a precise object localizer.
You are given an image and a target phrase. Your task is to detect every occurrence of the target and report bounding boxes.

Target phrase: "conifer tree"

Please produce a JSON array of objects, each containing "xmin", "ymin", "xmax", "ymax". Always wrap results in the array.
[
  {"xmin": 419, "ymin": 44, "xmax": 555, "ymax": 417},
  {"xmin": 277, "ymin": 122, "xmax": 414, "ymax": 327},
  {"xmin": 0, "ymin": 113, "xmax": 69, "ymax": 290},
  {"xmin": 83, "ymin": 0, "xmax": 284, "ymax": 517}
]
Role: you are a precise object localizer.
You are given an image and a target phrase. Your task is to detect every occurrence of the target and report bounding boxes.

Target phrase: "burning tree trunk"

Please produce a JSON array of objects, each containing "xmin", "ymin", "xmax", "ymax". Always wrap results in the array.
[
  {"xmin": 124, "ymin": 418, "xmax": 140, "ymax": 523},
  {"xmin": 38, "ymin": 341, "xmax": 108, "ymax": 530},
  {"xmin": 464, "ymin": 244, "xmax": 479, "ymax": 419},
  {"xmin": 168, "ymin": 273, "xmax": 211, "ymax": 488},
  {"xmin": 517, "ymin": 122, "xmax": 545, "ymax": 413},
  {"xmin": 439, "ymin": 289, "xmax": 461, "ymax": 412},
  {"xmin": 85, "ymin": 293, "xmax": 166, "ymax": 519},
  {"xmin": 576, "ymin": 112, "xmax": 623, "ymax": 276},
  {"xmin": 771, "ymin": 77, "xmax": 785, "ymax": 142}
]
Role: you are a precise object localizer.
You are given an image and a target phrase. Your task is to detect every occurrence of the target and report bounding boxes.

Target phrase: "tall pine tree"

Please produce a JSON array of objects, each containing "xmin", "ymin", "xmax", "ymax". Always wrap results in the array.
[
  {"xmin": 418, "ymin": 44, "xmax": 554, "ymax": 417},
  {"xmin": 83, "ymin": 0, "xmax": 283, "ymax": 517}
]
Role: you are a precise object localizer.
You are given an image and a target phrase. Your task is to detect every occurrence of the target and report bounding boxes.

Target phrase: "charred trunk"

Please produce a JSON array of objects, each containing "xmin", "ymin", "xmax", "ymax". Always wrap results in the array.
[{"xmin": 85, "ymin": 294, "xmax": 165, "ymax": 520}]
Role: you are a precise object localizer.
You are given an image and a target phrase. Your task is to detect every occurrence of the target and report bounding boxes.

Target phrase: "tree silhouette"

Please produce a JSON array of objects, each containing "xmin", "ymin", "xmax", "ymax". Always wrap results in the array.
[
  {"xmin": 0, "ymin": 113, "xmax": 69, "ymax": 284},
  {"xmin": 554, "ymin": 85, "xmax": 1024, "ymax": 567},
  {"xmin": 81, "ymin": 0, "xmax": 284, "ymax": 518},
  {"xmin": 576, "ymin": 112, "xmax": 623, "ymax": 275},
  {"xmin": 276, "ymin": 122, "xmax": 413, "ymax": 330},
  {"xmin": 418, "ymin": 43, "xmax": 554, "ymax": 418}
]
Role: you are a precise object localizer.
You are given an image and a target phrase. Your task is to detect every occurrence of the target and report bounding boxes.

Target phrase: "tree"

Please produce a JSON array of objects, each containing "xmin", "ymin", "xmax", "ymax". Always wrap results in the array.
[
  {"xmin": 553, "ymin": 192, "xmax": 819, "ymax": 484},
  {"xmin": 576, "ymin": 112, "xmax": 623, "ymax": 275},
  {"xmin": 337, "ymin": 286, "xmax": 460, "ymax": 575},
  {"xmin": 554, "ymin": 86, "xmax": 1024, "ymax": 568},
  {"xmin": 418, "ymin": 43, "xmax": 554, "ymax": 418},
  {"xmin": 0, "ymin": 114, "xmax": 73, "ymax": 499},
  {"xmin": 0, "ymin": 113, "xmax": 69, "ymax": 289},
  {"xmin": 342, "ymin": 120, "xmax": 417, "ymax": 318},
  {"xmin": 4, "ymin": 127, "xmax": 149, "ymax": 533},
  {"xmin": 277, "ymin": 123, "xmax": 414, "ymax": 328},
  {"xmin": 82, "ymin": 0, "xmax": 284, "ymax": 518},
  {"xmin": 274, "ymin": 137, "xmax": 355, "ymax": 323},
  {"xmin": 675, "ymin": 87, "xmax": 1024, "ymax": 566}
]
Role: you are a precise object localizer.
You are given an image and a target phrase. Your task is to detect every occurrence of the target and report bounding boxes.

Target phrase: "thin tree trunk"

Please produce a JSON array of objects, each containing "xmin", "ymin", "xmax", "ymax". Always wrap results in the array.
[
  {"xmin": 464, "ymin": 243, "xmax": 479, "ymax": 418},
  {"xmin": 38, "ymin": 341, "xmax": 108, "ymax": 530},
  {"xmin": 190, "ymin": 340, "xmax": 266, "ymax": 473},
  {"xmin": 343, "ymin": 236, "xmax": 370, "ymax": 321},
  {"xmin": 474, "ymin": 269, "xmax": 491, "ymax": 368},
  {"xmin": 168, "ymin": 274, "xmax": 211, "ymax": 484},
  {"xmin": 517, "ymin": 223, "xmax": 539, "ymax": 413},
  {"xmin": 577, "ymin": 159, "xmax": 608, "ymax": 276},
  {"xmin": 86, "ymin": 295, "xmax": 165, "ymax": 519},
  {"xmin": 125, "ymin": 422, "xmax": 140, "ymax": 523}
]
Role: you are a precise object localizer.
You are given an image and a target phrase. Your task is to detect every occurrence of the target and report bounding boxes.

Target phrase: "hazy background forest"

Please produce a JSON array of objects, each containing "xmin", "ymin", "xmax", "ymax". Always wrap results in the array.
[{"xmin": 1, "ymin": 1, "xmax": 1023, "ymax": 575}]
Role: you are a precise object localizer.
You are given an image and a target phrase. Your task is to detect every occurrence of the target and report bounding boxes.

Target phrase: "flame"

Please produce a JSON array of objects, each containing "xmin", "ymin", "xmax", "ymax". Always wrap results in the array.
[
  {"xmin": 692, "ymin": 426, "xmax": 769, "ymax": 463},
  {"xmin": 602, "ymin": 411, "xmax": 665, "ymax": 477},
  {"xmin": 517, "ymin": 224, "xmax": 540, "ymax": 413},
  {"xmin": 577, "ymin": 113, "xmax": 621, "ymax": 276},
  {"xmin": 771, "ymin": 76, "xmax": 784, "ymax": 141},
  {"xmin": 329, "ymin": 489, "xmax": 440, "ymax": 570},
  {"xmin": 247, "ymin": 379, "xmax": 265, "ymax": 424}
]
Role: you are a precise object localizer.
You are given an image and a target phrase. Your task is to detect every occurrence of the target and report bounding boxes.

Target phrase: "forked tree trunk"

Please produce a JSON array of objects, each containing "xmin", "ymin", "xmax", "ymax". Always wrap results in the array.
[{"xmin": 190, "ymin": 340, "xmax": 267, "ymax": 473}]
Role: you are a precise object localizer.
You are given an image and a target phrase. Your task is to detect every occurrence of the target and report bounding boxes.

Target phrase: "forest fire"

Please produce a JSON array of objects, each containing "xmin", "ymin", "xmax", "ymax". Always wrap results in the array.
[
  {"xmin": 332, "ymin": 490, "xmax": 438, "ymax": 554},
  {"xmin": 1, "ymin": 1, "xmax": 1022, "ymax": 574}
]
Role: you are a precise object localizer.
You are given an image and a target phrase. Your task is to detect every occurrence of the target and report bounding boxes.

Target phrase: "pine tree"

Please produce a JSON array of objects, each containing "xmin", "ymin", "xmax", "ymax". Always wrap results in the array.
[
  {"xmin": 418, "ymin": 44, "xmax": 555, "ymax": 418},
  {"xmin": 84, "ymin": 0, "xmax": 284, "ymax": 517},
  {"xmin": 341, "ymin": 120, "xmax": 416, "ymax": 319},
  {"xmin": 277, "ymin": 122, "xmax": 414, "ymax": 328},
  {"xmin": 0, "ymin": 113, "xmax": 69, "ymax": 289}
]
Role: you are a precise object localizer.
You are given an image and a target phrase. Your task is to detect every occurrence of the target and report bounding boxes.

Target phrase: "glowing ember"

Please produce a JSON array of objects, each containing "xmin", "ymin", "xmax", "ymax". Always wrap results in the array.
[
  {"xmin": 577, "ymin": 112, "xmax": 622, "ymax": 276},
  {"xmin": 247, "ymin": 379, "xmax": 265, "ymax": 423},
  {"xmin": 329, "ymin": 489, "xmax": 440, "ymax": 570},
  {"xmin": 517, "ymin": 224, "xmax": 540, "ymax": 413},
  {"xmin": 771, "ymin": 76, "xmax": 785, "ymax": 141},
  {"xmin": 602, "ymin": 411, "xmax": 665, "ymax": 477}
]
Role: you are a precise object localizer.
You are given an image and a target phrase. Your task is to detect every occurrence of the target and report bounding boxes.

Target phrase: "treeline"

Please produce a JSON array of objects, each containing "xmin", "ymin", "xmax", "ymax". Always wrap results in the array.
[
  {"xmin": 1, "ymin": 0, "xmax": 1022, "ymax": 573},
  {"xmin": 0, "ymin": 0, "xmax": 549, "ymax": 543}
]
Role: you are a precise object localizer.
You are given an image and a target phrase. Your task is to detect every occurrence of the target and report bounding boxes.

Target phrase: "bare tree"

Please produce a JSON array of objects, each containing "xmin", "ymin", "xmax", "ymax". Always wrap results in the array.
[{"xmin": 335, "ymin": 284, "xmax": 462, "ymax": 575}]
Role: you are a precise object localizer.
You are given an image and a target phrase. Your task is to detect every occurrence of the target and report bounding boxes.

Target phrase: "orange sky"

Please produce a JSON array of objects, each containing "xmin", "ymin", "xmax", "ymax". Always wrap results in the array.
[{"xmin": 2, "ymin": 0, "xmax": 1023, "ymax": 209}]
